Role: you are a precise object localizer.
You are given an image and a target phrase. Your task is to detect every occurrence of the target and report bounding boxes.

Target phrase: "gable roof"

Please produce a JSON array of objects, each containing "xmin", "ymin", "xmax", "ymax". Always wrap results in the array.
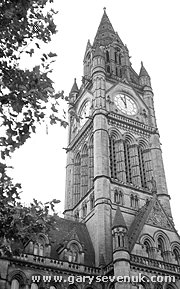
[
  {"xmin": 50, "ymin": 217, "xmax": 95, "ymax": 266},
  {"xmin": 128, "ymin": 194, "xmax": 176, "ymax": 252}
]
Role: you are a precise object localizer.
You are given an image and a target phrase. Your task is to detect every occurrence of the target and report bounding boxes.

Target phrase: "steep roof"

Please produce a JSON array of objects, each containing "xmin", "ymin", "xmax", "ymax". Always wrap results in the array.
[
  {"xmin": 128, "ymin": 194, "xmax": 176, "ymax": 252},
  {"xmin": 93, "ymin": 8, "xmax": 117, "ymax": 47},
  {"xmin": 139, "ymin": 61, "xmax": 150, "ymax": 77},
  {"xmin": 112, "ymin": 206, "xmax": 127, "ymax": 229},
  {"xmin": 70, "ymin": 78, "xmax": 79, "ymax": 94},
  {"xmin": 50, "ymin": 217, "xmax": 95, "ymax": 266}
]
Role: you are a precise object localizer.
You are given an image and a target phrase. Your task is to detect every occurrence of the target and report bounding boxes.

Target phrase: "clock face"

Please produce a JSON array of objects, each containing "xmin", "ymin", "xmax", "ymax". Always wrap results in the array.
[
  {"xmin": 114, "ymin": 94, "xmax": 137, "ymax": 116},
  {"xmin": 79, "ymin": 101, "xmax": 91, "ymax": 127}
]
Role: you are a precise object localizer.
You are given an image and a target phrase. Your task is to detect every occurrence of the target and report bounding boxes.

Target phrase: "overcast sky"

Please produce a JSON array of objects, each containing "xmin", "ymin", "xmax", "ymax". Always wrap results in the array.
[{"xmin": 10, "ymin": 0, "xmax": 180, "ymax": 232}]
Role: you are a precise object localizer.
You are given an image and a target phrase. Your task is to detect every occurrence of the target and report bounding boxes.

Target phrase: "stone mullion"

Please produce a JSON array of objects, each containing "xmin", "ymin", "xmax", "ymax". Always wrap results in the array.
[
  {"xmin": 143, "ymin": 149, "xmax": 153, "ymax": 185},
  {"xmin": 129, "ymin": 144, "xmax": 141, "ymax": 186},
  {"xmin": 115, "ymin": 139, "xmax": 126, "ymax": 182}
]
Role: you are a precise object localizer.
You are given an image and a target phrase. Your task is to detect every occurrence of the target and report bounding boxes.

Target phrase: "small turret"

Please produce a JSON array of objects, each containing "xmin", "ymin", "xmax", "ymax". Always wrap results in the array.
[
  {"xmin": 69, "ymin": 78, "xmax": 79, "ymax": 103},
  {"xmin": 112, "ymin": 207, "xmax": 130, "ymax": 289},
  {"xmin": 139, "ymin": 61, "xmax": 151, "ymax": 87}
]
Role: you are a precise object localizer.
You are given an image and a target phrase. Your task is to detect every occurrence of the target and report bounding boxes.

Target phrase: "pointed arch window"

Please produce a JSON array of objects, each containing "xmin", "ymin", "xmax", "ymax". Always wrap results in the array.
[
  {"xmin": 144, "ymin": 240, "xmax": 151, "ymax": 257},
  {"xmin": 124, "ymin": 141, "xmax": 132, "ymax": 183},
  {"xmin": 90, "ymin": 192, "xmax": 95, "ymax": 210},
  {"xmin": 74, "ymin": 153, "xmax": 81, "ymax": 204},
  {"xmin": 114, "ymin": 189, "xmax": 123, "ymax": 205},
  {"xmin": 106, "ymin": 50, "xmax": 110, "ymax": 62},
  {"xmin": 107, "ymin": 65, "xmax": 110, "ymax": 73},
  {"xmin": 173, "ymin": 248, "xmax": 180, "ymax": 264},
  {"xmin": 39, "ymin": 245, "xmax": 44, "ymax": 257},
  {"xmin": 114, "ymin": 52, "xmax": 117, "ymax": 63},
  {"xmin": 69, "ymin": 243, "xmax": 80, "ymax": 263},
  {"xmin": 109, "ymin": 137, "xmax": 117, "ymax": 178},
  {"xmin": 11, "ymin": 280, "xmax": 20, "ymax": 289},
  {"xmin": 88, "ymin": 136, "xmax": 94, "ymax": 189},
  {"xmin": 81, "ymin": 145, "xmax": 88, "ymax": 197},
  {"xmin": 119, "ymin": 54, "xmax": 121, "ymax": 65},
  {"xmin": 138, "ymin": 146, "xmax": 147, "ymax": 188},
  {"xmin": 82, "ymin": 202, "xmax": 87, "ymax": 218},
  {"xmin": 157, "ymin": 237, "xmax": 165, "ymax": 258},
  {"xmin": 34, "ymin": 244, "xmax": 39, "ymax": 255}
]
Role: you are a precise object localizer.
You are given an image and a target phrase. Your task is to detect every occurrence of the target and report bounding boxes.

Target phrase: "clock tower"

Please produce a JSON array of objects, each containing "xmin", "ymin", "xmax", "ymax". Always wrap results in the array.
[{"xmin": 64, "ymin": 8, "xmax": 180, "ymax": 288}]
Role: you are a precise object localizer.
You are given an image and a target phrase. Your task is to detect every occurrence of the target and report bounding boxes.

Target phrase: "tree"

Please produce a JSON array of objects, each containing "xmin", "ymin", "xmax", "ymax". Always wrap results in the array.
[{"xmin": 0, "ymin": 0, "xmax": 65, "ymax": 255}]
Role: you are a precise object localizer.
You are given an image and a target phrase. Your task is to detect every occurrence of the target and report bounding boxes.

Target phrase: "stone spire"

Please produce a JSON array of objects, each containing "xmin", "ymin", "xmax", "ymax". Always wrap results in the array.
[
  {"xmin": 112, "ymin": 206, "xmax": 127, "ymax": 229},
  {"xmin": 93, "ymin": 8, "xmax": 116, "ymax": 47},
  {"xmin": 139, "ymin": 61, "xmax": 150, "ymax": 77}
]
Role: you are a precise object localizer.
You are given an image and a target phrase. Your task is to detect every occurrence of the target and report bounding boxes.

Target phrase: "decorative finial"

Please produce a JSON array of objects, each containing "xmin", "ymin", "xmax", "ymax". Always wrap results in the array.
[
  {"xmin": 103, "ymin": 7, "xmax": 106, "ymax": 12},
  {"xmin": 141, "ymin": 61, "xmax": 143, "ymax": 66}
]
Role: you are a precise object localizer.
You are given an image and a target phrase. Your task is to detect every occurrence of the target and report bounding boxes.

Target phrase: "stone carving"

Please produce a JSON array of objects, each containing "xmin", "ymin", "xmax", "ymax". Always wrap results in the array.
[{"xmin": 147, "ymin": 201, "xmax": 173, "ymax": 230}]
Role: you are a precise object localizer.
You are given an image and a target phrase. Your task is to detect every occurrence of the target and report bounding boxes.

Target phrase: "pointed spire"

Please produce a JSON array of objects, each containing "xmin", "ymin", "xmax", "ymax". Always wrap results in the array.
[
  {"xmin": 112, "ymin": 207, "xmax": 127, "ymax": 229},
  {"xmin": 83, "ymin": 39, "xmax": 92, "ymax": 61},
  {"xmin": 93, "ymin": 8, "xmax": 116, "ymax": 47},
  {"xmin": 139, "ymin": 61, "xmax": 150, "ymax": 77},
  {"xmin": 70, "ymin": 78, "xmax": 79, "ymax": 94}
]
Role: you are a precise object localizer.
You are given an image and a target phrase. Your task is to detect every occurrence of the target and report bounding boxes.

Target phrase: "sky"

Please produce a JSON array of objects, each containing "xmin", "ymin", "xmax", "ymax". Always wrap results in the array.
[{"xmin": 10, "ymin": 0, "xmax": 180, "ymax": 232}]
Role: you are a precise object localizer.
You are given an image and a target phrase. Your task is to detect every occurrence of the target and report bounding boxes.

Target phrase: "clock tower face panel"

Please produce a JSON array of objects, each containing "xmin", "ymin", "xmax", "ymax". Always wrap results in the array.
[{"xmin": 114, "ymin": 93, "xmax": 138, "ymax": 116}]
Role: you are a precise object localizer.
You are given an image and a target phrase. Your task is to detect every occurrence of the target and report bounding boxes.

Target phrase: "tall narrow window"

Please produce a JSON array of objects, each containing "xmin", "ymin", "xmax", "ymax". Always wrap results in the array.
[
  {"xmin": 11, "ymin": 280, "xmax": 19, "ymax": 289},
  {"xmin": 124, "ymin": 142, "xmax": 132, "ymax": 183},
  {"xmin": 173, "ymin": 248, "xmax": 180, "ymax": 264},
  {"xmin": 39, "ymin": 245, "xmax": 44, "ymax": 256},
  {"xmin": 81, "ymin": 145, "xmax": 88, "ymax": 197},
  {"xmin": 34, "ymin": 244, "xmax": 38, "ymax": 255},
  {"xmin": 110, "ymin": 137, "xmax": 117, "ymax": 178},
  {"xmin": 157, "ymin": 237, "xmax": 165, "ymax": 258},
  {"xmin": 119, "ymin": 54, "xmax": 121, "ymax": 65},
  {"xmin": 138, "ymin": 146, "xmax": 147, "ymax": 188},
  {"xmin": 90, "ymin": 193, "xmax": 95, "ymax": 210},
  {"xmin": 114, "ymin": 52, "xmax": 117, "ymax": 63},
  {"xmin": 89, "ymin": 136, "xmax": 94, "ymax": 189},
  {"xmin": 144, "ymin": 240, "xmax": 151, "ymax": 257},
  {"xmin": 107, "ymin": 65, "xmax": 110, "ymax": 73},
  {"xmin": 106, "ymin": 50, "xmax": 110, "ymax": 62},
  {"xmin": 115, "ymin": 67, "xmax": 118, "ymax": 76},
  {"xmin": 74, "ymin": 153, "xmax": 81, "ymax": 204}
]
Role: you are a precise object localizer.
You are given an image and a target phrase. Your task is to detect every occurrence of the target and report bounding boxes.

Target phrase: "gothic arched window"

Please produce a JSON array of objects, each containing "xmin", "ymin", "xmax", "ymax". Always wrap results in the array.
[
  {"xmin": 88, "ymin": 136, "xmax": 94, "ymax": 189},
  {"xmin": 106, "ymin": 50, "xmax": 110, "ymax": 62},
  {"xmin": 74, "ymin": 153, "xmax": 81, "ymax": 204},
  {"xmin": 114, "ymin": 189, "xmax": 123, "ymax": 205},
  {"xmin": 81, "ymin": 145, "xmax": 88, "ymax": 197},
  {"xmin": 157, "ymin": 237, "xmax": 165, "ymax": 258},
  {"xmin": 173, "ymin": 247, "xmax": 180, "ymax": 264},
  {"xmin": 119, "ymin": 54, "xmax": 121, "ymax": 65},
  {"xmin": 11, "ymin": 279, "xmax": 20, "ymax": 289},
  {"xmin": 110, "ymin": 137, "xmax": 117, "ymax": 178},
  {"xmin": 68, "ymin": 243, "xmax": 80, "ymax": 263},
  {"xmin": 138, "ymin": 146, "xmax": 147, "ymax": 188},
  {"xmin": 124, "ymin": 141, "xmax": 132, "ymax": 183},
  {"xmin": 114, "ymin": 52, "xmax": 117, "ymax": 63},
  {"xmin": 144, "ymin": 240, "xmax": 151, "ymax": 257},
  {"xmin": 82, "ymin": 202, "xmax": 87, "ymax": 218},
  {"xmin": 107, "ymin": 65, "xmax": 110, "ymax": 73},
  {"xmin": 90, "ymin": 192, "xmax": 95, "ymax": 210}
]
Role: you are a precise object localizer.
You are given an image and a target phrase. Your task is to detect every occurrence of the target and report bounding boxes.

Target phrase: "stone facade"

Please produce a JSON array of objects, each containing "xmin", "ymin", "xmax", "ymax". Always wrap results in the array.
[{"xmin": 1, "ymin": 8, "xmax": 180, "ymax": 289}]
